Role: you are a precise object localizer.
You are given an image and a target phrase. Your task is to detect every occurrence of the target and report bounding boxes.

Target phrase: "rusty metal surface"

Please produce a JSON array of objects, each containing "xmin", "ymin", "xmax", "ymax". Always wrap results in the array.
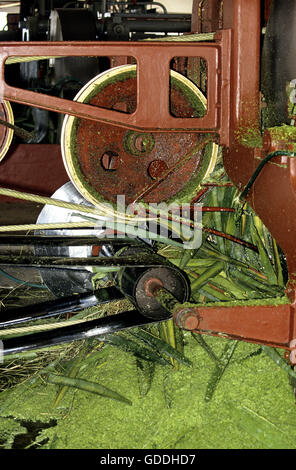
[
  {"xmin": 69, "ymin": 70, "xmax": 211, "ymax": 204},
  {"xmin": 189, "ymin": 0, "xmax": 296, "ymax": 349},
  {"xmin": 223, "ymin": 0, "xmax": 260, "ymax": 172}
]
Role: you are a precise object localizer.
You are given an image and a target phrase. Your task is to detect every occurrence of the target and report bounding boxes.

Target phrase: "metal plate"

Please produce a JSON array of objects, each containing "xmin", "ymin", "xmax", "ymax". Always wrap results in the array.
[{"xmin": 35, "ymin": 181, "xmax": 100, "ymax": 297}]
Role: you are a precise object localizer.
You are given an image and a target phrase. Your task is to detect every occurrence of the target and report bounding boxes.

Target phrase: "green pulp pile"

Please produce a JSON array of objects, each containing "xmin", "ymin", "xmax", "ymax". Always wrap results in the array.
[{"xmin": 0, "ymin": 332, "xmax": 296, "ymax": 449}]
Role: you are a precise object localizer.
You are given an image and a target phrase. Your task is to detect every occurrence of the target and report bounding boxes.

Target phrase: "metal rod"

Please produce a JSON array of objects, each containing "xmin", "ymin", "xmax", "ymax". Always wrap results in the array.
[
  {"xmin": 0, "ymin": 236, "xmax": 142, "ymax": 247},
  {"xmin": 0, "ymin": 117, "xmax": 33, "ymax": 142},
  {"xmin": 0, "ymin": 253, "xmax": 165, "ymax": 268},
  {"xmin": 1, "ymin": 309, "xmax": 157, "ymax": 356},
  {"xmin": 0, "ymin": 287, "xmax": 123, "ymax": 328},
  {"xmin": 153, "ymin": 287, "xmax": 180, "ymax": 313}
]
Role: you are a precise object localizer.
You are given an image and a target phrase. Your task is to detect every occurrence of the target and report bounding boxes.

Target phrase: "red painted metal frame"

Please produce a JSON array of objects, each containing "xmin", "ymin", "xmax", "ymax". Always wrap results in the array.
[
  {"xmin": 0, "ymin": 31, "xmax": 231, "ymax": 145},
  {"xmin": 174, "ymin": 302, "xmax": 296, "ymax": 350},
  {"xmin": 192, "ymin": 0, "xmax": 223, "ymax": 33},
  {"xmin": 221, "ymin": 1, "xmax": 296, "ymax": 285},
  {"xmin": 189, "ymin": 0, "xmax": 296, "ymax": 351}
]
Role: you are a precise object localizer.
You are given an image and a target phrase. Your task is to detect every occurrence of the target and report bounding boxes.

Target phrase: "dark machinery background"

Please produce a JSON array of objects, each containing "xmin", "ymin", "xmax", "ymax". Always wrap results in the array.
[{"xmin": 1, "ymin": 0, "xmax": 192, "ymax": 144}]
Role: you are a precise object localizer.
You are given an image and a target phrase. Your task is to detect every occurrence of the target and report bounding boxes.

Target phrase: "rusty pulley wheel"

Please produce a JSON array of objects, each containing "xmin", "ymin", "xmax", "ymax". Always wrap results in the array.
[
  {"xmin": 0, "ymin": 100, "xmax": 14, "ymax": 162},
  {"xmin": 61, "ymin": 65, "xmax": 218, "ymax": 206}
]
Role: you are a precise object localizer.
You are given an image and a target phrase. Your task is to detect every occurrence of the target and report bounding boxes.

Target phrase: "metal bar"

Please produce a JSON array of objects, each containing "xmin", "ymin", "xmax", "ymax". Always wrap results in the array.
[
  {"xmin": 0, "ymin": 117, "xmax": 33, "ymax": 142},
  {"xmin": 0, "ymin": 287, "xmax": 123, "ymax": 328},
  {"xmin": 1, "ymin": 309, "xmax": 157, "ymax": 356},
  {"xmin": 113, "ymin": 19, "xmax": 191, "ymax": 33},
  {"xmin": 0, "ymin": 37, "xmax": 229, "ymax": 139},
  {"xmin": 0, "ymin": 253, "xmax": 166, "ymax": 268},
  {"xmin": 0, "ymin": 231, "xmax": 258, "ymax": 253},
  {"xmin": 0, "ymin": 235, "xmax": 142, "ymax": 247}
]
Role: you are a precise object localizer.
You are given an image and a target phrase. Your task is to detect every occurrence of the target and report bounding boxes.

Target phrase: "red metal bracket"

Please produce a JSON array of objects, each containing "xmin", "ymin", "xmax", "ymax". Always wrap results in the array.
[
  {"xmin": 0, "ymin": 30, "xmax": 231, "ymax": 145},
  {"xmin": 173, "ymin": 301, "xmax": 296, "ymax": 351}
]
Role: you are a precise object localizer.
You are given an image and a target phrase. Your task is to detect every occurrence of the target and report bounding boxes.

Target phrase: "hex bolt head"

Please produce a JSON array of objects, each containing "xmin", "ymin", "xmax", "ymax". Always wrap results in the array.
[
  {"xmin": 148, "ymin": 160, "xmax": 168, "ymax": 179},
  {"xmin": 101, "ymin": 151, "xmax": 120, "ymax": 171},
  {"xmin": 174, "ymin": 308, "xmax": 200, "ymax": 331}
]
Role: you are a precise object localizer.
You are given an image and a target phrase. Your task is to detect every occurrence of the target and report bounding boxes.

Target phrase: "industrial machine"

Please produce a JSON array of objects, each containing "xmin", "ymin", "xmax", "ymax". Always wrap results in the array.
[{"xmin": 1, "ymin": 0, "xmax": 296, "ymax": 366}]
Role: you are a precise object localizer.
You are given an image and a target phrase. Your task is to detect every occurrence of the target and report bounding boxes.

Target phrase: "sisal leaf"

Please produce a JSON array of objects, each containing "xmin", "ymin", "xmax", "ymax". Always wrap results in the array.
[{"xmin": 47, "ymin": 373, "xmax": 132, "ymax": 405}]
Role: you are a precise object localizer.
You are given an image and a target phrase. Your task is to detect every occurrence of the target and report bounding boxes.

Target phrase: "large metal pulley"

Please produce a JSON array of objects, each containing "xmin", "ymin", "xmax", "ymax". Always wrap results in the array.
[
  {"xmin": 61, "ymin": 65, "xmax": 218, "ymax": 206},
  {"xmin": 0, "ymin": 100, "xmax": 14, "ymax": 162}
]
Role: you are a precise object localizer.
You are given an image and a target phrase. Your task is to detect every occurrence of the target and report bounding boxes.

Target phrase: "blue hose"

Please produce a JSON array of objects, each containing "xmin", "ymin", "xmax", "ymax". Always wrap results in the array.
[{"xmin": 0, "ymin": 268, "xmax": 47, "ymax": 289}]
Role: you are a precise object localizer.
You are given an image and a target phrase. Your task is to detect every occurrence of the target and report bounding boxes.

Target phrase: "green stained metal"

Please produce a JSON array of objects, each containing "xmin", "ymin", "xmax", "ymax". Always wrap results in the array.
[
  {"xmin": 234, "ymin": 126, "xmax": 263, "ymax": 148},
  {"xmin": 154, "ymin": 287, "xmax": 180, "ymax": 314},
  {"xmin": 267, "ymin": 125, "xmax": 296, "ymax": 152},
  {"xmin": 172, "ymin": 296, "xmax": 289, "ymax": 315},
  {"xmin": 69, "ymin": 69, "xmax": 212, "ymax": 207},
  {"xmin": 123, "ymin": 131, "xmax": 155, "ymax": 156}
]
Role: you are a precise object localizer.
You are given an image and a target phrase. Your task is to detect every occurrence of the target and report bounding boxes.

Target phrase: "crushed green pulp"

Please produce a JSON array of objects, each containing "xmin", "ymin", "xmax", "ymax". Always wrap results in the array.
[{"xmin": 1, "ymin": 332, "xmax": 296, "ymax": 449}]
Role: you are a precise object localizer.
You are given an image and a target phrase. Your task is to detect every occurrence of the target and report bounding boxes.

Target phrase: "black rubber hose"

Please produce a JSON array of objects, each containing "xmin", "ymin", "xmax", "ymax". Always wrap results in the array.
[{"xmin": 240, "ymin": 150, "xmax": 296, "ymax": 201}]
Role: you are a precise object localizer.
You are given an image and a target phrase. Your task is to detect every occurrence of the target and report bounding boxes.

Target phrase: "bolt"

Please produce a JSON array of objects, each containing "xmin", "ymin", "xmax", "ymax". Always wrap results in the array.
[
  {"xmin": 101, "ymin": 151, "xmax": 120, "ymax": 171},
  {"xmin": 148, "ymin": 160, "xmax": 168, "ymax": 180},
  {"xmin": 124, "ymin": 131, "xmax": 154, "ymax": 156},
  {"xmin": 134, "ymin": 135, "xmax": 147, "ymax": 152},
  {"xmin": 174, "ymin": 308, "xmax": 200, "ymax": 331},
  {"xmin": 144, "ymin": 277, "xmax": 164, "ymax": 297}
]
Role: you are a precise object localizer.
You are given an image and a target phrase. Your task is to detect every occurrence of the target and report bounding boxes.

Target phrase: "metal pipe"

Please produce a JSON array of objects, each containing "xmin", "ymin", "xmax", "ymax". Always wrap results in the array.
[
  {"xmin": 112, "ymin": 19, "xmax": 191, "ymax": 33},
  {"xmin": 0, "ymin": 235, "xmax": 141, "ymax": 247},
  {"xmin": 0, "ymin": 253, "xmax": 165, "ymax": 268},
  {"xmin": 0, "ymin": 287, "xmax": 123, "ymax": 328},
  {"xmin": 1, "ymin": 309, "xmax": 156, "ymax": 356}
]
